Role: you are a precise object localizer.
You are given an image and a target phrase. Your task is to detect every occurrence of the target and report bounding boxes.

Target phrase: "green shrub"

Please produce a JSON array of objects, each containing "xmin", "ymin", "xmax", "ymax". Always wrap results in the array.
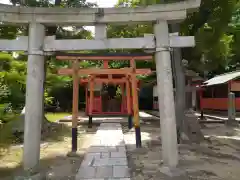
[
  {"xmin": 0, "ymin": 104, "xmax": 6, "ymax": 121},
  {"xmin": 0, "ymin": 83, "xmax": 10, "ymax": 103},
  {"xmin": 0, "ymin": 104, "xmax": 17, "ymax": 123}
]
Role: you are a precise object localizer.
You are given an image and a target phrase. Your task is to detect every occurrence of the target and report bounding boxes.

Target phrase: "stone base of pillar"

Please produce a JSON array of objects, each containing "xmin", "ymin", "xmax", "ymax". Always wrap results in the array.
[
  {"xmin": 135, "ymin": 126, "xmax": 142, "ymax": 148},
  {"xmin": 67, "ymin": 151, "xmax": 82, "ymax": 157},
  {"xmin": 176, "ymin": 126, "xmax": 181, "ymax": 144},
  {"xmin": 200, "ymin": 110, "xmax": 204, "ymax": 120},
  {"xmin": 128, "ymin": 115, "xmax": 133, "ymax": 129},
  {"xmin": 159, "ymin": 166, "xmax": 187, "ymax": 180},
  {"xmin": 71, "ymin": 127, "xmax": 78, "ymax": 152},
  {"xmin": 88, "ymin": 116, "xmax": 93, "ymax": 128},
  {"xmin": 225, "ymin": 120, "xmax": 239, "ymax": 127}
]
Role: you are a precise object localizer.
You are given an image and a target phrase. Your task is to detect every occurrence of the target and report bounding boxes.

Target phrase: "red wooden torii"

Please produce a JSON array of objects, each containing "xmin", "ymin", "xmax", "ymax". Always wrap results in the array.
[{"xmin": 56, "ymin": 52, "xmax": 153, "ymax": 148}]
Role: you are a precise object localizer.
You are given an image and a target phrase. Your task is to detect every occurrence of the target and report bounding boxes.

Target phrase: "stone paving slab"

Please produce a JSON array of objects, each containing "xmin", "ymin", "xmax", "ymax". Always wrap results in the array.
[
  {"xmin": 92, "ymin": 157, "xmax": 128, "ymax": 166},
  {"xmin": 75, "ymin": 123, "xmax": 131, "ymax": 180},
  {"xmin": 83, "ymin": 179, "xmax": 131, "ymax": 180}
]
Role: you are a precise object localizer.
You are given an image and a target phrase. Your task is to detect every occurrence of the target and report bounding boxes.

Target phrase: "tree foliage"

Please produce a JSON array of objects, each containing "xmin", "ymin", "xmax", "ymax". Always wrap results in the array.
[
  {"xmin": 115, "ymin": 0, "xmax": 239, "ymax": 77},
  {"xmin": 0, "ymin": 0, "xmax": 240, "ymax": 113},
  {"xmin": 182, "ymin": 0, "xmax": 238, "ymax": 76},
  {"xmin": 0, "ymin": 0, "xmax": 95, "ymax": 112}
]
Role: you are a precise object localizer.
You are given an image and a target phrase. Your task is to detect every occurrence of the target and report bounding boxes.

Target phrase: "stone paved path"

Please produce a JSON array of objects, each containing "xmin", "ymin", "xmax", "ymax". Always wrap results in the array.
[{"xmin": 75, "ymin": 123, "xmax": 131, "ymax": 180}]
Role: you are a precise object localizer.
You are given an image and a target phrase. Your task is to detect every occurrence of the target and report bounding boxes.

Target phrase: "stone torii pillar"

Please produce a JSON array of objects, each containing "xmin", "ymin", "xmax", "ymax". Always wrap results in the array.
[
  {"xmin": 71, "ymin": 60, "xmax": 79, "ymax": 154},
  {"xmin": 23, "ymin": 23, "xmax": 45, "ymax": 171},
  {"xmin": 154, "ymin": 20, "xmax": 183, "ymax": 177},
  {"xmin": 87, "ymin": 24, "xmax": 107, "ymax": 128}
]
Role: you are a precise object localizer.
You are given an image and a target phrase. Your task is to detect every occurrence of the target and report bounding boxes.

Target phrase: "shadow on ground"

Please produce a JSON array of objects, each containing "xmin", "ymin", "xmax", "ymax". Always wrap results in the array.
[
  {"xmin": 0, "ymin": 119, "xmax": 71, "ymax": 159},
  {"xmin": 0, "ymin": 153, "xmax": 85, "ymax": 180},
  {"xmin": 122, "ymin": 120, "xmax": 240, "ymax": 180},
  {"xmin": 0, "ymin": 123, "xmax": 99, "ymax": 179}
]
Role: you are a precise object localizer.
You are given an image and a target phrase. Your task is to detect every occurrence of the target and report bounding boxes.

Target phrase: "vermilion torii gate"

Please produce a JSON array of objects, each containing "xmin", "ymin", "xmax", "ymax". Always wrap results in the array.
[
  {"xmin": 0, "ymin": 0, "xmax": 201, "ymax": 175},
  {"xmin": 56, "ymin": 53, "xmax": 152, "ymax": 147}
]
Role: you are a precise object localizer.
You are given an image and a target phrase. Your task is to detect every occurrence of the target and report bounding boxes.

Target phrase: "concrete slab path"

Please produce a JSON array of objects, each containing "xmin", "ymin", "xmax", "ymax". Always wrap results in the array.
[{"xmin": 75, "ymin": 123, "xmax": 131, "ymax": 180}]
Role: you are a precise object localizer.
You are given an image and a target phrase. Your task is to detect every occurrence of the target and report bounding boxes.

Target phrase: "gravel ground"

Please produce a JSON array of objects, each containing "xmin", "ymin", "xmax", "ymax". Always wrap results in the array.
[{"xmin": 123, "ymin": 120, "xmax": 240, "ymax": 180}]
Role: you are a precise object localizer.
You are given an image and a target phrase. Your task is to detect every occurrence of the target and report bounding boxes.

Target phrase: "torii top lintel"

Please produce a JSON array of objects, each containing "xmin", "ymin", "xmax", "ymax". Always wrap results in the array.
[
  {"xmin": 0, "ymin": 0, "xmax": 200, "ymax": 25},
  {"xmin": 57, "ymin": 53, "xmax": 153, "ymax": 76},
  {"xmin": 56, "ymin": 52, "xmax": 153, "ymax": 61}
]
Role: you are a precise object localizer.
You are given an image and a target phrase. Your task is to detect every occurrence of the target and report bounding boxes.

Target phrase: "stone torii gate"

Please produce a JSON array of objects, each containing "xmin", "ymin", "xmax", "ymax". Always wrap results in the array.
[{"xmin": 0, "ymin": 0, "xmax": 201, "ymax": 176}]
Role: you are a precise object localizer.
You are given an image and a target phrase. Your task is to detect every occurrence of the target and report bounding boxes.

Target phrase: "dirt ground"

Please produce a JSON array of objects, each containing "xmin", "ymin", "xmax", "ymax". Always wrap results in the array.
[
  {"xmin": 1, "ymin": 118, "xmax": 240, "ymax": 180},
  {"xmin": 0, "ymin": 123, "xmax": 98, "ymax": 180},
  {"xmin": 123, "ymin": 120, "xmax": 240, "ymax": 180}
]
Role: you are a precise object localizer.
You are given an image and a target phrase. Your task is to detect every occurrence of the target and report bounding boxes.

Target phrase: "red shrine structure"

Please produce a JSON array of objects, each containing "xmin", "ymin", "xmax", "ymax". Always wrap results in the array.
[
  {"xmin": 57, "ymin": 52, "xmax": 153, "ymax": 117},
  {"xmin": 81, "ymin": 74, "xmax": 141, "ymax": 115},
  {"xmin": 200, "ymin": 71, "xmax": 240, "ymax": 111}
]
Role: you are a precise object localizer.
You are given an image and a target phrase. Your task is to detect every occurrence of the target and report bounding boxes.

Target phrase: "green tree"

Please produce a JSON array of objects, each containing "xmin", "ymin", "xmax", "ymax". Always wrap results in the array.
[
  {"xmin": 0, "ymin": 0, "xmax": 95, "ymax": 112},
  {"xmin": 183, "ymin": 0, "xmax": 238, "ymax": 76},
  {"xmin": 0, "ymin": 53, "xmax": 26, "ymax": 109},
  {"xmin": 114, "ymin": 0, "xmax": 239, "ymax": 76},
  {"xmin": 222, "ymin": 2, "xmax": 240, "ymax": 73}
]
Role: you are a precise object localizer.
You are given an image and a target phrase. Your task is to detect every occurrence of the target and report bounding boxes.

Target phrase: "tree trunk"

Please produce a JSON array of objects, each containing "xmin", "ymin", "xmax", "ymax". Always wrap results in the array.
[
  {"xmin": 42, "ymin": 0, "xmax": 62, "ymax": 116},
  {"xmin": 170, "ymin": 24, "xmax": 204, "ymax": 144}
]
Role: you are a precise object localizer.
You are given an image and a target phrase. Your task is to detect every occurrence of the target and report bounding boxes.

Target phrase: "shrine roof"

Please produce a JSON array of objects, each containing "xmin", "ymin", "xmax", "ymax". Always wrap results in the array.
[{"xmin": 203, "ymin": 71, "xmax": 240, "ymax": 87}]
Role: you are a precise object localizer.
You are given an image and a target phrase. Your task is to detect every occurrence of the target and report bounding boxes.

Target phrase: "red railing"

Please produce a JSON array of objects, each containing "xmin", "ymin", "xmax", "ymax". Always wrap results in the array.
[{"xmin": 200, "ymin": 98, "xmax": 240, "ymax": 111}]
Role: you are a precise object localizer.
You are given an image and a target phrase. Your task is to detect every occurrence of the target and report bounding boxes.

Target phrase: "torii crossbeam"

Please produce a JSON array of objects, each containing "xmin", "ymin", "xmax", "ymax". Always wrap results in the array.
[{"xmin": 58, "ymin": 68, "xmax": 152, "ymax": 76}]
